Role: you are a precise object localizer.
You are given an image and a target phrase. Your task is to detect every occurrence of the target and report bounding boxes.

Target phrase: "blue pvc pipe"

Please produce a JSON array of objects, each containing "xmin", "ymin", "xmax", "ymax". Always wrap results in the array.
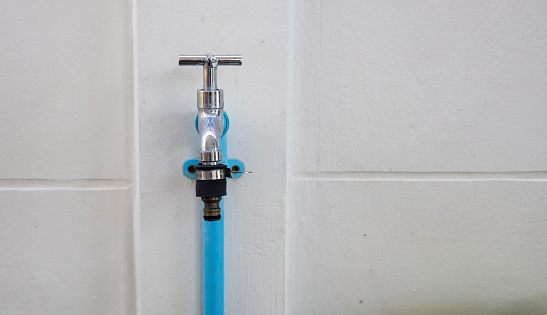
[
  {"xmin": 201, "ymin": 114, "xmax": 229, "ymax": 315},
  {"xmin": 203, "ymin": 212, "xmax": 223, "ymax": 315}
]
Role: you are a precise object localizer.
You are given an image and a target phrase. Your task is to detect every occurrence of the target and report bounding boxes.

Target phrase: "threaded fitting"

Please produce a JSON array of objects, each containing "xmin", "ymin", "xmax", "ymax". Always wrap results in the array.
[{"xmin": 201, "ymin": 196, "xmax": 222, "ymax": 221}]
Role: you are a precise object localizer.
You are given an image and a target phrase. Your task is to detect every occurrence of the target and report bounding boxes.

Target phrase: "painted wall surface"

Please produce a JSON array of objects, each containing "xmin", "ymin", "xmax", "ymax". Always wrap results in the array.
[
  {"xmin": 0, "ymin": 0, "xmax": 135, "ymax": 313},
  {"xmin": 287, "ymin": 1, "xmax": 547, "ymax": 314},
  {"xmin": 2, "ymin": 1, "xmax": 546, "ymax": 314},
  {"xmin": 136, "ymin": 0, "xmax": 286, "ymax": 314}
]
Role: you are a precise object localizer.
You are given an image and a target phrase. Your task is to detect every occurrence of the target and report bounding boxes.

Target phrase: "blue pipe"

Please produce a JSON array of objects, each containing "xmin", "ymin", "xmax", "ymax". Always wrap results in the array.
[
  {"xmin": 200, "ymin": 113, "xmax": 229, "ymax": 315},
  {"xmin": 203, "ymin": 212, "xmax": 223, "ymax": 315}
]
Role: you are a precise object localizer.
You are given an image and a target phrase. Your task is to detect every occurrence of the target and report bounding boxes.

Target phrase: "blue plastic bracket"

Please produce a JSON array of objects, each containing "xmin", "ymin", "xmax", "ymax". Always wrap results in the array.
[{"xmin": 183, "ymin": 159, "xmax": 246, "ymax": 179}]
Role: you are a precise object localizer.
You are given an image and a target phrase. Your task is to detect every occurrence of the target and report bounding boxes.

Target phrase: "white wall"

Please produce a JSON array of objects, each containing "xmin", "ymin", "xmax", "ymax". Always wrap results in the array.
[
  {"xmin": 0, "ymin": 0, "xmax": 135, "ymax": 313},
  {"xmin": 136, "ymin": 0, "xmax": 286, "ymax": 314},
  {"xmin": 1, "ymin": 1, "xmax": 546, "ymax": 314},
  {"xmin": 287, "ymin": 1, "xmax": 547, "ymax": 314}
]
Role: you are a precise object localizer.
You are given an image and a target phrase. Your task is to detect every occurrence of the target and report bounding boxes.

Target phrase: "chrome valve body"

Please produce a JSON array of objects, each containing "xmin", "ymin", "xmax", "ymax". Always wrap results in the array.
[{"xmin": 179, "ymin": 55, "xmax": 242, "ymax": 165}]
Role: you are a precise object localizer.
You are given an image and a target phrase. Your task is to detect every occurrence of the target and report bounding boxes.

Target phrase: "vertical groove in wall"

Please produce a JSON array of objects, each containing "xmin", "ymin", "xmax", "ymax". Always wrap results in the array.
[
  {"xmin": 284, "ymin": 0, "xmax": 295, "ymax": 314},
  {"xmin": 131, "ymin": 0, "xmax": 142, "ymax": 313}
]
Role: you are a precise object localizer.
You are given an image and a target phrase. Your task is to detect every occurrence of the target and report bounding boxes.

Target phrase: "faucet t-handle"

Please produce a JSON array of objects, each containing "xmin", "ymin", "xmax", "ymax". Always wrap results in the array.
[{"xmin": 179, "ymin": 55, "xmax": 242, "ymax": 91}]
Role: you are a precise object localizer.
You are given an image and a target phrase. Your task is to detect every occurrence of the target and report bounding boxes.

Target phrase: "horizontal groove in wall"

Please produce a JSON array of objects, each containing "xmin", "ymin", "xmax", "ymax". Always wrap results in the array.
[
  {"xmin": 293, "ymin": 171, "xmax": 547, "ymax": 182},
  {"xmin": 0, "ymin": 178, "xmax": 132, "ymax": 191}
]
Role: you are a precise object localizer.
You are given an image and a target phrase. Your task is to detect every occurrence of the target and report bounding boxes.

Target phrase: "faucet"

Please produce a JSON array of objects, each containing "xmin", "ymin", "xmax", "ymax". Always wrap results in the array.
[{"xmin": 179, "ymin": 54, "xmax": 242, "ymax": 221}]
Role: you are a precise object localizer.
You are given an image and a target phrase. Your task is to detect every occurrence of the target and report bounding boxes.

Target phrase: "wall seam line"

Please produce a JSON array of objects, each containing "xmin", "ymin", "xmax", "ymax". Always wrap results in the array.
[
  {"xmin": 294, "ymin": 171, "xmax": 547, "ymax": 181},
  {"xmin": 284, "ymin": 0, "xmax": 295, "ymax": 313},
  {"xmin": 131, "ymin": 0, "xmax": 142, "ymax": 313}
]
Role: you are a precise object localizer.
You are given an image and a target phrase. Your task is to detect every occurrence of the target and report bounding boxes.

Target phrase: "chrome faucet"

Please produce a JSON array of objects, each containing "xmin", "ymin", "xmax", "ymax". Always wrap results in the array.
[
  {"xmin": 179, "ymin": 55, "xmax": 242, "ymax": 165},
  {"xmin": 179, "ymin": 54, "xmax": 242, "ymax": 220}
]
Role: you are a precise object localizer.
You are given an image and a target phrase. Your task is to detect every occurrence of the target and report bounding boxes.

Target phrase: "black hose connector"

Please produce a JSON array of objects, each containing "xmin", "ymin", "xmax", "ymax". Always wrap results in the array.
[{"xmin": 194, "ymin": 164, "xmax": 227, "ymax": 197}]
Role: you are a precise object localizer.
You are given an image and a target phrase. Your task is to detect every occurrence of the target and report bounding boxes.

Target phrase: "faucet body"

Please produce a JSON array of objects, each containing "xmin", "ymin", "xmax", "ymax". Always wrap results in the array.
[
  {"xmin": 180, "ymin": 55, "xmax": 241, "ymax": 164},
  {"xmin": 197, "ymin": 89, "xmax": 224, "ymax": 164}
]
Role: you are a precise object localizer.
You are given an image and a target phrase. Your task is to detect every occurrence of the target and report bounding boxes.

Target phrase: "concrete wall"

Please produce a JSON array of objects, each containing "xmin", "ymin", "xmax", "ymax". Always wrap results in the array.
[
  {"xmin": 287, "ymin": 1, "xmax": 547, "ymax": 314},
  {"xmin": 0, "ymin": 0, "xmax": 135, "ymax": 313},
  {"xmin": 1, "ymin": 0, "xmax": 546, "ymax": 314}
]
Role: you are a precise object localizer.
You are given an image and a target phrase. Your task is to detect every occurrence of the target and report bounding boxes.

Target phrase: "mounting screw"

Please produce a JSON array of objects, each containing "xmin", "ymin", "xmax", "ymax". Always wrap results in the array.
[{"xmin": 187, "ymin": 165, "xmax": 196, "ymax": 173}]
